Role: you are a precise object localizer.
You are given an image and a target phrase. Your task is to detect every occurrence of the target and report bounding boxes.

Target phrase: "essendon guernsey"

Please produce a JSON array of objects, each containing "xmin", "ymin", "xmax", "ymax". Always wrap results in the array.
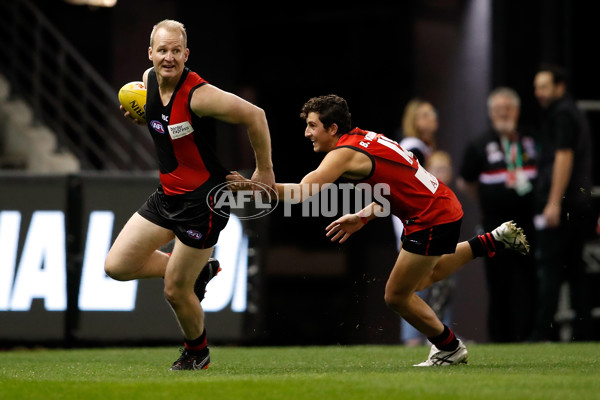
[
  {"xmin": 145, "ymin": 67, "xmax": 229, "ymax": 196},
  {"xmin": 336, "ymin": 128, "xmax": 463, "ymax": 235}
]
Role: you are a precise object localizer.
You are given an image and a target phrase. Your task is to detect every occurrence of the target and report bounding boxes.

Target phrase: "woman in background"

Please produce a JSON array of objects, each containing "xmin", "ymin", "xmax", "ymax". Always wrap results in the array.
[{"xmin": 393, "ymin": 99, "xmax": 455, "ymax": 347}]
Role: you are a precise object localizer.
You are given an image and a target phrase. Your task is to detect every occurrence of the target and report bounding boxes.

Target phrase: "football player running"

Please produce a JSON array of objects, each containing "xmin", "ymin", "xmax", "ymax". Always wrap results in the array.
[{"xmin": 228, "ymin": 94, "xmax": 529, "ymax": 366}]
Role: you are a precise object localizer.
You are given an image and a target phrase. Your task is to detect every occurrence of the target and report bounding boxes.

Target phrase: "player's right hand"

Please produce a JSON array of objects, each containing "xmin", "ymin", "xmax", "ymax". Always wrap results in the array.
[
  {"xmin": 120, "ymin": 105, "xmax": 146, "ymax": 125},
  {"xmin": 325, "ymin": 213, "xmax": 365, "ymax": 243}
]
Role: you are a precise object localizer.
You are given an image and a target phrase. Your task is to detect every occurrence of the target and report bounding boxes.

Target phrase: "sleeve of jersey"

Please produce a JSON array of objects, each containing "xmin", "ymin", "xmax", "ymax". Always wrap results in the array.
[
  {"xmin": 186, "ymin": 72, "xmax": 209, "ymax": 110},
  {"xmin": 189, "ymin": 71, "xmax": 209, "ymax": 87}
]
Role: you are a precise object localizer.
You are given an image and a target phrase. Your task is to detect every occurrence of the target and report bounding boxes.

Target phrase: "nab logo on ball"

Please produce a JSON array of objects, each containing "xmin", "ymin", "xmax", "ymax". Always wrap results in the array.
[
  {"xmin": 118, "ymin": 81, "xmax": 147, "ymax": 123},
  {"xmin": 128, "ymin": 100, "xmax": 145, "ymax": 119},
  {"xmin": 207, "ymin": 181, "xmax": 278, "ymax": 220}
]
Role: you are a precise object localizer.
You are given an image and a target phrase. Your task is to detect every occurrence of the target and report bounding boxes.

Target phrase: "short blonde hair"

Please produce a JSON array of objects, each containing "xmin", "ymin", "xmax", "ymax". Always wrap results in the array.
[{"xmin": 150, "ymin": 19, "xmax": 187, "ymax": 48}]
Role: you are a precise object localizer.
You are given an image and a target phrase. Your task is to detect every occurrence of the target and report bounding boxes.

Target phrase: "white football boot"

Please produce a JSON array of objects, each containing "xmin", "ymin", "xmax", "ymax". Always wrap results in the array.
[
  {"xmin": 491, "ymin": 220, "xmax": 530, "ymax": 255},
  {"xmin": 413, "ymin": 339, "xmax": 468, "ymax": 367}
]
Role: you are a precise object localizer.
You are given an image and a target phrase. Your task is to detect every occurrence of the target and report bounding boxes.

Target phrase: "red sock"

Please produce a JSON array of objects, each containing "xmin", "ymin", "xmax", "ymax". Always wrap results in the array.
[
  {"xmin": 468, "ymin": 232, "xmax": 497, "ymax": 258},
  {"xmin": 428, "ymin": 325, "xmax": 459, "ymax": 351},
  {"xmin": 184, "ymin": 330, "xmax": 207, "ymax": 354}
]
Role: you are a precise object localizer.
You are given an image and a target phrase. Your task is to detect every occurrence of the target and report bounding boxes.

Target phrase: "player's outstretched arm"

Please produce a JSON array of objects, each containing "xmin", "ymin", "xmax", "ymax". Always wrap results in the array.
[{"xmin": 278, "ymin": 148, "xmax": 357, "ymax": 201}]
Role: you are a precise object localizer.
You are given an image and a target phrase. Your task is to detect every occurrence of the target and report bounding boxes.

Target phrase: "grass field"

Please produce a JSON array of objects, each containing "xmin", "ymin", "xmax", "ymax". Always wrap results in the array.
[{"xmin": 1, "ymin": 343, "xmax": 599, "ymax": 400}]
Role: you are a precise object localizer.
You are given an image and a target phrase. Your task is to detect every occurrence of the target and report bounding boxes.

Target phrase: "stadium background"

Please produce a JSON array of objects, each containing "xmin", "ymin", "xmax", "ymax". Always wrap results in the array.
[{"xmin": 0, "ymin": 0, "xmax": 598, "ymax": 347}]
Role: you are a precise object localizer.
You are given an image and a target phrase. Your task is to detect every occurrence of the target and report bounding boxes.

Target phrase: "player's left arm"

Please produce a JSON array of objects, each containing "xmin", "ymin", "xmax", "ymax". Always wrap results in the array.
[
  {"xmin": 276, "ymin": 148, "xmax": 358, "ymax": 202},
  {"xmin": 191, "ymin": 84, "xmax": 275, "ymax": 189},
  {"xmin": 226, "ymin": 148, "xmax": 354, "ymax": 200}
]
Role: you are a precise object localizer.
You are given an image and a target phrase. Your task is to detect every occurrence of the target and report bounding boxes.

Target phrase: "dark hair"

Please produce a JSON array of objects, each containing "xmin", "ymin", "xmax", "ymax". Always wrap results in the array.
[
  {"xmin": 300, "ymin": 94, "xmax": 352, "ymax": 135},
  {"xmin": 538, "ymin": 63, "xmax": 568, "ymax": 86}
]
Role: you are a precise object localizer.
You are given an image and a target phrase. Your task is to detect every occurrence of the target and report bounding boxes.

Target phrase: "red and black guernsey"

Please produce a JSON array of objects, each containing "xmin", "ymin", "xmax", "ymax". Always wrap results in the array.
[
  {"xmin": 145, "ymin": 67, "xmax": 229, "ymax": 197},
  {"xmin": 335, "ymin": 128, "xmax": 464, "ymax": 236}
]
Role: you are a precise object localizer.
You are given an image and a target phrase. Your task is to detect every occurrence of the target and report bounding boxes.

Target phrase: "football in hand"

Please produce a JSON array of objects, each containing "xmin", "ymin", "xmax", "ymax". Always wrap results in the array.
[{"xmin": 118, "ymin": 81, "xmax": 147, "ymax": 123}]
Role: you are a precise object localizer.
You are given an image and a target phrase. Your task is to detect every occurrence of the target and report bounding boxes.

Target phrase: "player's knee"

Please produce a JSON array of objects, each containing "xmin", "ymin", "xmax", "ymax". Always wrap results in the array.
[
  {"xmin": 163, "ymin": 287, "xmax": 176, "ymax": 308},
  {"xmin": 104, "ymin": 261, "xmax": 124, "ymax": 281},
  {"xmin": 104, "ymin": 257, "xmax": 117, "ymax": 279},
  {"xmin": 163, "ymin": 284, "xmax": 186, "ymax": 309},
  {"xmin": 384, "ymin": 289, "xmax": 410, "ymax": 314},
  {"xmin": 104, "ymin": 253, "xmax": 130, "ymax": 281}
]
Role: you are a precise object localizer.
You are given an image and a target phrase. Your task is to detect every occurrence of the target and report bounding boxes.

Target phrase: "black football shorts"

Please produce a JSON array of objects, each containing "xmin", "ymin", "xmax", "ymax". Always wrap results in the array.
[
  {"xmin": 137, "ymin": 186, "xmax": 230, "ymax": 249},
  {"xmin": 401, "ymin": 218, "xmax": 462, "ymax": 256}
]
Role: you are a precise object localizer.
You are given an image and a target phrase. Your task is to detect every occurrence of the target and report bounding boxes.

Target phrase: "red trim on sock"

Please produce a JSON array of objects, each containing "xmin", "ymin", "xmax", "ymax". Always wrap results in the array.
[
  {"xmin": 184, "ymin": 336, "xmax": 207, "ymax": 353},
  {"xmin": 486, "ymin": 233, "xmax": 496, "ymax": 250},
  {"xmin": 486, "ymin": 232, "xmax": 497, "ymax": 257},
  {"xmin": 478, "ymin": 233, "xmax": 496, "ymax": 258},
  {"xmin": 437, "ymin": 329, "xmax": 456, "ymax": 348}
]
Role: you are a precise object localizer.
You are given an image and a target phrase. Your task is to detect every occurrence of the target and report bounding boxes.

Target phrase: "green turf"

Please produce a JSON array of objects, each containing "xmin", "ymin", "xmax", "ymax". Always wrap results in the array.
[{"xmin": 1, "ymin": 343, "xmax": 599, "ymax": 400}]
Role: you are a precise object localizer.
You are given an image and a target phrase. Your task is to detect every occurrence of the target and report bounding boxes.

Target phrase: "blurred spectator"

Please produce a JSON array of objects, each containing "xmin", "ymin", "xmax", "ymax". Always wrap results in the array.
[
  {"xmin": 426, "ymin": 150, "xmax": 453, "ymax": 184},
  {"xmin": 458, "ymin": 87, "xmax": 537, "ymax": 342},
  {"xmin": 397, "ymin": 98, "xmax": 437, "ymax": 164},
  {"xmin": 530, "ymin": 63, "xmax": 595, "ymax": 341},
  {"xmin": 393, "ymin": 99, "xmax": 439, "ymax": 251},
  {"xmin": 393, "ymin": 99, "xmax": 455, "ymax": 346}
]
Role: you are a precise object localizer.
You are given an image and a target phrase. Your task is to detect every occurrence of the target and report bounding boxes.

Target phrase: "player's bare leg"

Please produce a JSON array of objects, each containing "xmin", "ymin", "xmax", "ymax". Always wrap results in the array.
[
  {"xmin": 384, "ymin": 250, "xmax": 444, "ymax": 337},
  {"xmin": 416, "ymin": 241, "xmax": 474, "ymax": 291},
  {"xmin": 163, "ymin": 241, "xmax": 213, "ymax": 340},
  {"xmin": 165, "ymin": 241, "xmax": 214, "ymax": 370},
  {"xmin": 104, "ymin": 212, "xmax": 174, "ymax": 280},
  {"xmin": 416, "ymin": 221, "xmax": 530, "ymax": 291},
  {"xmin": 105, "ymin": 212, "xmax": 216, "ymax": 370},
  {"xmin": 385, "ymin": 250, "xmax": 467, "ymax": 366}
]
